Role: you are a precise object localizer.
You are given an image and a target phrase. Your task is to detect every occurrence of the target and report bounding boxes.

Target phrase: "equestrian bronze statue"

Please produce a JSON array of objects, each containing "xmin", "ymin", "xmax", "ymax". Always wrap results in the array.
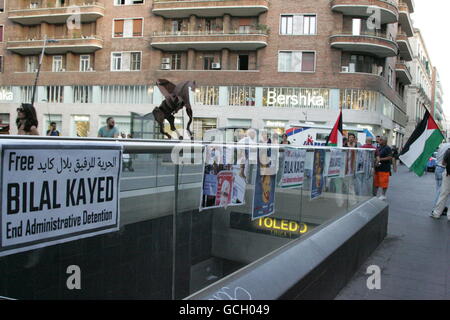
[{"xmin": 152, "ymin": 79, "xmax": 196, "ymax": 140}]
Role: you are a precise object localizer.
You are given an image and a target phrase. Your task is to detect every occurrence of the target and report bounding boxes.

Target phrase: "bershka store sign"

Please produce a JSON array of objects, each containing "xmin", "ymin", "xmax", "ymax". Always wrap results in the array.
[{"xmin": 0, "ymin": 141, "xmax": 122, "ymax": 257}]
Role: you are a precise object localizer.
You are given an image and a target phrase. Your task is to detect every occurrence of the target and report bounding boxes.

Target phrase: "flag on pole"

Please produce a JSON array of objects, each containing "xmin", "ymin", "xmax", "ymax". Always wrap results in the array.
[
  {"xmin": 399, "ymin": 110, "xmax": 444, "ymax": 177},
  {"xmin": 326, "ymin": 111, "xmax": 343, "ymax": 147}
]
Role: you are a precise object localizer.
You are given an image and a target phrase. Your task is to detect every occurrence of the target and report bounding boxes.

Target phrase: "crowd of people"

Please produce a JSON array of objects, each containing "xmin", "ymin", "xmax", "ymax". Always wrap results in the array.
[
  {"xmin": 15, "ymin": 103, "xmax": 131, "ymax": 139},
  {"xmin": 14, "ymin": 103, "xmax": 134, "ymax": 172},
  {"xmin": 15, "ymin": 103, "xmax": 448, "ymax": 213}
]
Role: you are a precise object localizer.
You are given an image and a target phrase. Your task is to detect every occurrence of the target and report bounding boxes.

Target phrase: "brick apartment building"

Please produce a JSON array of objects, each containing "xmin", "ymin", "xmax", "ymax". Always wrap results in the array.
[{"xmin": 0, "ymin": 0, "xmax": 423, "ymax": 145}]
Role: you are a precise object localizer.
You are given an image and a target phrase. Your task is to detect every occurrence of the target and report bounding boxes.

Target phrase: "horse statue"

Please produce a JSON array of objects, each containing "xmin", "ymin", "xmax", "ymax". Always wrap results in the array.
[{"xmin": 152, "ymin": 79, "xmax": 196, "ymax": 140}]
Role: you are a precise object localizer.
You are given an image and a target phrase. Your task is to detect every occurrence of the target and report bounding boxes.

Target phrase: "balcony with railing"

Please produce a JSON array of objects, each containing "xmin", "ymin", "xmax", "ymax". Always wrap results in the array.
[
  {"xmin": 401, "ymin": 0, "xmax": 414, "ymax": 13},
  {"xmin": 6, "ymin": 35, "xmax": 103, "ymax": 55},
  {"xmin": 152, "ymin": 0, "xmax": 269, "ymax": 18},
  {"xmin": 396, "ymin": 32, "xmax": 413, "ymax": 61},
  {"xmin": 398, "ymin": 2, "xmax": 414, "ymax": 37},
  {"xmin": 8, "ymin": 1, "xmax": 105, "ymax": 25},
  {"xmin": 330, "ymin": 30, "xmax": 398, "ymax": 58},
  {"xmin": 395, "ymin": 60, "xmax": 412, "ymax": 85},
  {"xmin": 330, "ymin": 0, "xmax": 399, "ymax": 24},
  {"xmin": 151, "ymin": 29, "xmax": 268, "ymax": 51}
]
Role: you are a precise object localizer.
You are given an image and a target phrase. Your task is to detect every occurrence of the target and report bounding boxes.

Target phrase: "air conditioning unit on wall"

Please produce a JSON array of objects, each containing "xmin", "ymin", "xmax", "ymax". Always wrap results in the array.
[
  {"xmin": 161, "ymin": 58, "xmax": 170, "ymax": 64},
  {"xmin": 212, "ymin": 62, "xmax": 221, "ymax": 69},
  {"xmin": 341, "ymin": 66, "xmax": 349, "ymax": 73},
  {"xmin": 161, "ymin": 64, "xmax": 171, "ymax": 70}
]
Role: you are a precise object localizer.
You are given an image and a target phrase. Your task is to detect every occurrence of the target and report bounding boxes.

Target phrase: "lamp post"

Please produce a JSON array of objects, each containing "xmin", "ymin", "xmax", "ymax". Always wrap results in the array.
[{"xmin": 30, "ymin": 35, "xmax": 59, "ymax": 107}]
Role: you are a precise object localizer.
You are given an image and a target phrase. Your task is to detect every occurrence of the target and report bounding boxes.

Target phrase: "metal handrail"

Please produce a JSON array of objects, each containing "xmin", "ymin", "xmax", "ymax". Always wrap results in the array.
[
  {"xmin": 7, "ymin": 35, "xmax": 103, "ymax": 42},
  {"xmin": 154, "ymin": 0, "xmax": 266, "ymax": 2},
  {"xmin": 333, "ymin": 30, "xmax": 389, "ymax": 39},
  {"xmin": 0, "ymin": 135, "xmax": 375, "ymax": 153},
  {"xmin": 153, "ymin": 30, "xmax": 268, "ymax": 36},
  {"xmin": 10, "ymin": 1, "xmax": 104, "ymax": 10}
]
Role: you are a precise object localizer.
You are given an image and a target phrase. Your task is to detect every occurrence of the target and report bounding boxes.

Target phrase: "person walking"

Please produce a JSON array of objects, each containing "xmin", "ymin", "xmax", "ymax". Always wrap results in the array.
[
  {"xmin": 98, "ymin": 117, "xmax": 119, "ymax": 138},
  {"xmin": 430, "ymin": 141, "xmax": 450, "ymax": 217},
  {"xmin": 431, "ymin": 147, "xmax": 450, "ymax": 220},
  {"xmin": 46, "ymin": 121, "xmax": 60, "ymax": 136},
  {"xmin": 16, "ymin": 103, "xmax": 39, "ymax": 136},
  {"xmin": 374, "ymin": 136, "xmax": 393, "ymax": 201}
]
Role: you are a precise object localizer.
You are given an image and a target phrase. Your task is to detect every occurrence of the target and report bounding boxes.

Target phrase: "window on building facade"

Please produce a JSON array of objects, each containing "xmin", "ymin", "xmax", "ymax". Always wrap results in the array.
[
  {"xmin": 73, "ymin": 86, "xmax": 92, "ymax": 103},
  {"xmin": 80, "ymin": 55, "xmax": 91, "ymax": 71},
  {"xmin": 52, "ymin": 56, "xmax": 64, "ymax": 72},
  {"xmin": 193, "ymin": 118, "xmax": 217, "ymax": 141},
  {"xmin": 238, "ymin": 55, "xmax": 249, "ymax": 70},
  {"xmin": 203, "ymin": 56, "xmax": 215, "ymax": 70},
  {"xmin": 228, "ymin": 86, "xmax": 255, "ymax": 106},
  {"xmin": 280, "ymin": 15, "xmax": 316, "ymax": 35},
  {"xmin": 111, "ymin": 52, "xmax": 141, "ymax": 71},
  {"xmin": 278, "ymin": 51, "xmax": 315, "ymax": 72},
  {"xmin": 171, "ymin": 53, "xmax": 181, "ymax": 70},
  {"xmin": 47, "ymin": 86, "xmax": 64, "ymax": 103},
  {"xmin": 131, "ymin": 52, "xmax": 141, "ymax": 71},
  {"xmin": 0, "ymin": 56, "xmax": 3, "ymax": 73},
  {"xmin": 195, "ymin": 86, "xmax": 219, "ymax": 105},
  {"xmin": 115, "ymin": 0, "xmax": 144, "ymax": 5},
  {"xmin": 25, "ymin": 56, "xmax": 39, "ymax": 72},
  {"xmin": 71, "ymin": 115, "xmax": 90, "ymax": 137},
  {"xmin": 20, "ymin": 86, "xmax": 34, "ymax": 103},
  {"xmin": 100, "ymin": 85, "xmax": 152, "ymax": 104},
  {"xmin": 343, "ymin": 54, "xmax": 384, "ymax": 75},
  {"xmin": 340, "ymin": 89, "xmax": 379, "ymax": 112},
  {"xmin": 171, "ymin": 19, "xmax": 183, "ymax": 33},
  {"xmin": 0, "ymin": 0, "xmax": 4, "ymax": 12},
  {"xmin": 113, "ymin": 18, "xmax": 143, "ymax": 37},
  {"xmin": 0, "ymin": 25, "xmax": 4, "ymax": 42},
  {"xmin": 387, "ymin": 67, "xmax": 393, "ymax": 88}
]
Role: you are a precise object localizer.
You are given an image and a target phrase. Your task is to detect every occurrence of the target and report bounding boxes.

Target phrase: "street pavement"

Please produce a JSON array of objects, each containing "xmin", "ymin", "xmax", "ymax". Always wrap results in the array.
[{"xmin": 336, "ymin": 164, "xmax": 450, "ymax": 300}]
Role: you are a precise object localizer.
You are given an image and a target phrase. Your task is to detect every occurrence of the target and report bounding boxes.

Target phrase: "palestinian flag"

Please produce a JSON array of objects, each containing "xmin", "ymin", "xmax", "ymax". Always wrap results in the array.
[
  {"xmin": 326, "ymin": 111, "xmax": 343, "ymax": 147},
  {"xmin": 400, "ymin": 110, "xmax": 444, "ymax": 177}
]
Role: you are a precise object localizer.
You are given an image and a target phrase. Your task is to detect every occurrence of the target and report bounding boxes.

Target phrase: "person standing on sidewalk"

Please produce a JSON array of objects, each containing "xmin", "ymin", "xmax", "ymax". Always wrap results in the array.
[
  {"xmin": 361, "ymin": 136, "xmax": 377, "ymax": 149},
  {"xmin": 431, "ymin": 141, "xmax": 450, "ymax": 217},
  {"xmin": 374, "ymin": 136, "xmax": 393, "ymax": 201},
  {"xmin": 391, "ymin": 145, "xmax": 399, "ymax": 173},
  {"xmin": 98, "ymin": 117, "xmax": 119, "ymax": 138},
  {"xmin": 431, "ymin": 148, "xmax": 450, "ymax": 221},
  {"xmin": 16, "ymin": 103, "xmax": 39, "ymax": 136}
]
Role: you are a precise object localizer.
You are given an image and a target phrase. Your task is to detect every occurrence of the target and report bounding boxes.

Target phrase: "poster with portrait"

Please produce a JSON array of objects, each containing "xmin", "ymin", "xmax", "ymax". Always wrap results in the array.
[
  {"xmin": 364, "ymin": 150, "xmax": 375, "ymax": 177},
  {"xmin": 356, "ymin": 150, "xmax": 365, "ymax": 173},
  {"xmin": 252, "ymin": 155, "xmax": 277, "ymax": 220},
  {"xmin": 199, "ymin": 145, "xmax": 248, "ymax": 211},
  {"xmin": 279, "ymin": 148, "xmax": 306, "ymax": 188},
  {"xmin": 327, "ymin": 149, "xmax": 343, "ymax": 177},
  {"xmin": 311, "ymin": 149, "xmax": 326, "ymax": 200},
  {"xmin": 345, "ymin": 150, "xmax": 356, "ymax": 176}
]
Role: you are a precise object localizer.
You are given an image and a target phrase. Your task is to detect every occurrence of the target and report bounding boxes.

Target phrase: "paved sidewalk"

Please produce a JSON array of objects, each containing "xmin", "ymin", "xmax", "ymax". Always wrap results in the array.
[{"xmin": 336, "ymin": 165, "xmax": 450, "ymax": 300}]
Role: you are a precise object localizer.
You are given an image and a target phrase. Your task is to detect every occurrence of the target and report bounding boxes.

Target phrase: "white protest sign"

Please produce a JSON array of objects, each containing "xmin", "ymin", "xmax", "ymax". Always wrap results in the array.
[
  {"xmin": 280, "ymin": 148, "xmax": 306, "ymax": 188},
  {"xmin": 0, "ymin": 143, "xmax": 122, "ymax": 257}
]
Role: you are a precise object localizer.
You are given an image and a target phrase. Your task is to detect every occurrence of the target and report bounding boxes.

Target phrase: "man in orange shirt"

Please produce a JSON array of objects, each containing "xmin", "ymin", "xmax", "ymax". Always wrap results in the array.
[{"xmin": 374, "ymin": 136, "xmax": 393, "ymax": 201}]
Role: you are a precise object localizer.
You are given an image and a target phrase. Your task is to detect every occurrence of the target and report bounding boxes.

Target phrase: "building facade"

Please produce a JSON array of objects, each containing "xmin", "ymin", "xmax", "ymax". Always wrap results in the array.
[
  {"xmin": 0, "ymin": 0, "xmax": 418, "ymax": 145},
  {"xmin": 404, "ymin": 28, "xmax": 434, "ymax": 141},
  {"xmin": 431, "ymin": 67, "xmax": 445, "ymax": 134}
]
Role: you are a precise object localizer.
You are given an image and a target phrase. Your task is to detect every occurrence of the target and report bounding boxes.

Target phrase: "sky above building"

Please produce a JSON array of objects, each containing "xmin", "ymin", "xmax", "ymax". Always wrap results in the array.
[{"xmin": 412, "ymin": 0, "xmax": 449, "ymax": 118}]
